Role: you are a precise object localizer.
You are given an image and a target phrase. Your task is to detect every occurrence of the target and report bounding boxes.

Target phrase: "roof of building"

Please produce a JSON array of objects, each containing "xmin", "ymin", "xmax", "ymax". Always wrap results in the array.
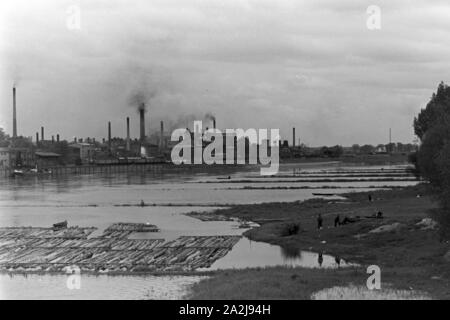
[
  {"xmin": 35, "ymin": 151, "xmax": 61, "ymax": 158},
  {"xmin": 69, "ymin": 143, "xmax": 94, "ymax": 148}
]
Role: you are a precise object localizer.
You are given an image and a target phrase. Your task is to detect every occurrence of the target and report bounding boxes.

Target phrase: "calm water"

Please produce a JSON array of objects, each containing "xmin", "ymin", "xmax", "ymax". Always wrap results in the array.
[{"xmin": 0, "ymin": 163, "xmax": 415, "ymax": 299}]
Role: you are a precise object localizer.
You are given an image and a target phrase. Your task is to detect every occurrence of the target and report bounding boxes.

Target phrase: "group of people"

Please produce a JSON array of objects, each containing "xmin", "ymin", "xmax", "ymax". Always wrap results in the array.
[
  {"xmin": 316, "ymin": 213, "xmax": 361, "ymax": 229},
  {"xmin": 316, "ymin": 251, "xmax": 341, "ymax": 267},
  {"xmin": 316, "ymin": 193, "xmax": 384, "ymax": 230}
]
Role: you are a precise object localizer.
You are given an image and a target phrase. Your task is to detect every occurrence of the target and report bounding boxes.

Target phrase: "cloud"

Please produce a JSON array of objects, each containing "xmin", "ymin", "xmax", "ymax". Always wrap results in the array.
[{"xmin": 1, "ymin": 0, "xmax": 450, "ymax": 145}]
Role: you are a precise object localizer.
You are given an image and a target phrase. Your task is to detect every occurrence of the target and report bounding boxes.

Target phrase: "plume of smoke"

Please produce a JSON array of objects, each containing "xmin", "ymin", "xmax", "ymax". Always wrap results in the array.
[
  {"xmin": 204, "ymin": 112, "xmax": 216, "ymax": 121},
  {"xmin": 127, "ymin": 90, "xmax": 156, "ymax": 112},
  {"xmin": 167, "ymin": 114, "xmax": 200, "ymax": 131}
]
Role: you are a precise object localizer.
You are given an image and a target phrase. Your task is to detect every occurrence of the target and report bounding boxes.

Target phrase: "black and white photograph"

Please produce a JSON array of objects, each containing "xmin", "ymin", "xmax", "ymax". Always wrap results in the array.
[{"xmin": 1, "ymin": 0, "xmax": 450, "ymax": 305}]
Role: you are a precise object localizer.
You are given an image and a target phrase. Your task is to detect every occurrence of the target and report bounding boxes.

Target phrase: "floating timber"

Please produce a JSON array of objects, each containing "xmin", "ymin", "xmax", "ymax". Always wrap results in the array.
[
  {"xmin": 0, "ymin": 226, "xmax": 96, "ymax": 239},
  {"xmin": 0, "ymin": 223, "xmax": 241, "ymax": 273},
  {"xmin": 101, "ymin": 223, "xmax": 159, "ymax": 238}
]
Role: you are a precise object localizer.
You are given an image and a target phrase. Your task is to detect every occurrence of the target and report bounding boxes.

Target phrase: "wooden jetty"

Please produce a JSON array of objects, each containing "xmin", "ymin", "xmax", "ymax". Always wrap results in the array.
[{"xmin": 0, "ymin": 223, "xmax": 241, "ymax": 273}]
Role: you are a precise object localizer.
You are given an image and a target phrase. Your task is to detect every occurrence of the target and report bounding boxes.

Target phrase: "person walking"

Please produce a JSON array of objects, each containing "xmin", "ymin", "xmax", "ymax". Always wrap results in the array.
[
  {"xmin": 334, "ymin": 214, "xmax": 340, "ymax": 227},
  {"xmin": 317, "ymin": 213, "xmax": 323, "ymax": 230}
]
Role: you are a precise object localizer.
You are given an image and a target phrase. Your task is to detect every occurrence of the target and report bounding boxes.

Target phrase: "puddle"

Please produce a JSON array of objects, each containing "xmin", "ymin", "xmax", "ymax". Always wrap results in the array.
[{"xmin": 200, "ymin": 238, "xmax": 355, "ymax": 270}]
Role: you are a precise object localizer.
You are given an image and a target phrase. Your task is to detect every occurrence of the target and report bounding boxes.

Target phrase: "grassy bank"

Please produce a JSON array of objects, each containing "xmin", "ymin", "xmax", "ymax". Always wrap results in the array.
[{"xmin": 187, "ymin": 184, "xmax": 450, "ymax": 299}]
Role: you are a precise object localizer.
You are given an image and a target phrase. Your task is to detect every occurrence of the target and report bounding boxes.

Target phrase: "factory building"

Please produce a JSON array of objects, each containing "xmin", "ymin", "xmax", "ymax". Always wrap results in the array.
[{"xmin": 68, "ymin": 142, "xmax": 95, "ymax": 164}]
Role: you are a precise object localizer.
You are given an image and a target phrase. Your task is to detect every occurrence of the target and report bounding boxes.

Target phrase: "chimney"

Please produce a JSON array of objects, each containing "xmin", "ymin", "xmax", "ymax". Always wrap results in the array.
[
  {"xmin": 41, "ymin": 127, "xmax": 44, "ymax": 141},
  {"xmin": 292, "ymin": 128, "xmax": 296, "ymax": 147},
  {"xmin": 36, "ymin": 132, "xmax": 39, "ymax": 144},
  {"xmin": 108, "ymin": 121, "xmax": 112, "ymax": 152},
  {"xmin": 126, "ymin": 117, "xmax": 130, "ymax": 151},
  {"xmin": 139, "ymin": 104, "xmax": 145, "ymax": 142},
  {"xmin": 56, "ymin": 134, "xmax": 60, "ymax": 142},
  {"xmin": 213, "ymin": 119, "xmax": 216, "ymax": 130},
  {"xmin": 13, "ymin": 87, "xmax": 17, "ymax": 138},
  {"xmin": 160, "ymin": 121, "xmax": 164, "ymax": 150}
]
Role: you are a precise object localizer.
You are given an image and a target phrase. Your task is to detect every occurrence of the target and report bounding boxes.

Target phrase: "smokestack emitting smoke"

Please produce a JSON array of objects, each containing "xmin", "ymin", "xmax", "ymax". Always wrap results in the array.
[
  {"xmin": 13, "ymin": 87, "xmax": 17, "ymax": 138},
  {"xmin": 108, "ymin": 121, "xmax": 112, "ymax": 152},
  {"xmin": 293, "ymin": 127, "xmax": 296, "ymax": 147},
  {"xmin": 41, "ymin": 127, "xmax": 44, "ymax": 141},
  {"xmin": 139, "ymin": 104, "xmax": 146, "ymax": 142},
  {"xmin": 205, "ymin": 113, "xmax": 216, "ymax": 129},
  {"xmin": 57, "ymin": 134, "xmax": 60, "ymax": 142},
  {"xmin": 160, "ymin": 121, "xmax": 164, "ymax": 150},
  {"xmin": 126, "ymin": 117, "xmax": 130, "ymax": 151},
  {"xmin": 35, "ymin": 132, "xmax": 39, "ymax": 144}
]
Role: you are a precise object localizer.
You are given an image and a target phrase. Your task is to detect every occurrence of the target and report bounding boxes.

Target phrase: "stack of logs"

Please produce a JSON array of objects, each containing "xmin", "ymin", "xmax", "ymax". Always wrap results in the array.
[
  {"xmin": 101, "ymin": 222, "xmax": 159, "ymax": 238},
  {"xmin": 0, "ymin": 224, "xmax": 241, "ymax": 273}
]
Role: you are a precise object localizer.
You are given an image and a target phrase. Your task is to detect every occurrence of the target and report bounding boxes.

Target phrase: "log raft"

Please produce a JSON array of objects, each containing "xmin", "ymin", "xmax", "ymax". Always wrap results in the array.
[{"xmin": 0, "ymin": 224, "xmax": 241, "ymax": 273}]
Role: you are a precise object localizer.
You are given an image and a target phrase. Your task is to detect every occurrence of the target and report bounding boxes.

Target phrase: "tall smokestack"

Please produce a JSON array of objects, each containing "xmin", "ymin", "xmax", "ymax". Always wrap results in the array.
[
  {"xmin": 108, "ymin": 121, "xmax": 112, "ymax": 152},
  {"xmin": 13, "ymin": 87, "xmax": 17, "ymax": 138},
  {"xmin": 160, "ymin": 121, "xmax": 164, "ymax": 150},
  {"xmin": 292, "ymin": 127, "xmax": 296, "ymax": 147},
  {"xmin": 41, "ymin": 127, "xmax": 44, "ymax": 141},
  {"xmin": 213, "ymin": 119, "xmax": 216, "ymax": 130},
  {"xmin": 139, "ymin": 104, "xmax": 145, "ymax": 141},
  {"xmin": 36, "ymin": 132, "xmax": 39, "ymax": 144},
  {"xmin": 126, "ymin": 117, "xmax": 130, "ymax": 151},
  {"xmin": 56, "ymin": 134, "xmax": 60, "ymax": 142}
]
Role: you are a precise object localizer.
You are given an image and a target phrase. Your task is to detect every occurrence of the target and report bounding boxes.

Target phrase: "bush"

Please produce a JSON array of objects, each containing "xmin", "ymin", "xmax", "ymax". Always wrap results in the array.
[{"xmin": 280, "ymin": 223, "xmax": 300, "ymax": 236}]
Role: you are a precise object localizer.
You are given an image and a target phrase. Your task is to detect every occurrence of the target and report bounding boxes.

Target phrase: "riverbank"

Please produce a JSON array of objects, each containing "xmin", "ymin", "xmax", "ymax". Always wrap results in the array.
[{"xmin": 187, "ymin": 184, "xmax": 450, "ymax": 299}]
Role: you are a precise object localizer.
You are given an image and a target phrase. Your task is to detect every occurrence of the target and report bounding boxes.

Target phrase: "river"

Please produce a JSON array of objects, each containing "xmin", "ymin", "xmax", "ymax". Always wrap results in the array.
[{"xmin": 0, "ymin": 162, "xmax": 417, "ymax": 299}]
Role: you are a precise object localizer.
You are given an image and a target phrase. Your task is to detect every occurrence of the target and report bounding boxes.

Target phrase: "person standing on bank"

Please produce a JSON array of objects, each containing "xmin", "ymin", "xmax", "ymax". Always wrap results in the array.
[{"xmin": 317, "ymin": 213, "xmax": 323, "ymax": 230}]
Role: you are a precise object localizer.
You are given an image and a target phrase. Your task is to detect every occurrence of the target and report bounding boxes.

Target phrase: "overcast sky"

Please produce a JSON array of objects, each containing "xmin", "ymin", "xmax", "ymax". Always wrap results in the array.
[{"xmin": 1, "ymin": 0, "xmax": 450, "ymax": 146}]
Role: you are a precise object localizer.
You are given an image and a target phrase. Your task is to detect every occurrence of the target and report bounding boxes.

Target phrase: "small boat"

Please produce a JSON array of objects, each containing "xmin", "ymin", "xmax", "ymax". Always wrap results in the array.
[
  {"xmin": 53, "ymin": 220, "xmax": 68, "ymax": 231},
  {"xmin": 13, "ymin": 169, "xmax": 24, "ymax": 176}
]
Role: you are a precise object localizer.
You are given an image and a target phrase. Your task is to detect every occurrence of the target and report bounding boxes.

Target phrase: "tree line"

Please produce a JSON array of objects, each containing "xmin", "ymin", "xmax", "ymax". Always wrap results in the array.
[{"xmin": 413, "ymin": 81, "xmax": 450, "ymax": 238}]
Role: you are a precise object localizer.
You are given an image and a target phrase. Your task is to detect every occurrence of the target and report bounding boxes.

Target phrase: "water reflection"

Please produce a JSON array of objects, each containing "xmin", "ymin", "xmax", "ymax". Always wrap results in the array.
[
  {"xmin": 202, "ymin": 238, "xmax": 351, "ymax": 270},
  {"xmin": 280, "ymin": 246, "xmax": 302, "ymax": 260}
]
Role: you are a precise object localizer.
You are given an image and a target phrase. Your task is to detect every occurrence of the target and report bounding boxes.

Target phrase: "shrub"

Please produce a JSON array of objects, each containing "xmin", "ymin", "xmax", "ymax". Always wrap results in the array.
[{"xmin": 280, "ymin": 223, "xmax": 300, "ymax": 236}]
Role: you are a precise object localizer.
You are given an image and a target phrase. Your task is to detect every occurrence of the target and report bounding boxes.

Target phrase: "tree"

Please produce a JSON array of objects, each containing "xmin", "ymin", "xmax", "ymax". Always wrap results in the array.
[
  {"xmin": 414, "ymin": 82, "xmax": 450, "ymax": 239},
  {"xmin": 360, "ymin": 144, "xmax": 375, "ymax": 154},
  {"xmin": 416, "ymin": 117, "xmax": 450, "ymax": 185},
  {"xmin": 351, "ymin": 144, "xmax": 360, "ymax": 154},
  {"xmin": 414, "ymin": 82, "xmax": 450, "ymax": 140},
  {"xmin": 0, "ymin": 127, "xmax": 10, "ymax": 147}
]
